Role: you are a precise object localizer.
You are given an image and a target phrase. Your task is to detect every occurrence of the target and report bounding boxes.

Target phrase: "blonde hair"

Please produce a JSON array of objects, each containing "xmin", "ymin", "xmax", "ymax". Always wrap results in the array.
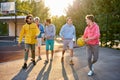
[
  {"xmin": 34, "ymin": 17, "xmax": 40, "ymax": 21},
  {"xmin": 66, "ymin": 17, "xmax": 72, "ymax": 21},
  {"xmin": 85, "ymin": 14, "xmax": 94, "ymax": 22}
]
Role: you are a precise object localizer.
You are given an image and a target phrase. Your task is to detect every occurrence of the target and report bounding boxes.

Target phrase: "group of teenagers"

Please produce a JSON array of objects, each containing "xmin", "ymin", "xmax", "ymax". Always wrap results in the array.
[{"xmin": 18, "ymin": 14, "xmax": 100, "ymax": 76}]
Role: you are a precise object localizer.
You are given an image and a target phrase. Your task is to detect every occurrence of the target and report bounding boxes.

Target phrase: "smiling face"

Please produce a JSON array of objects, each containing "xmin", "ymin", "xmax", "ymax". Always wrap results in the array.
[
  {"xmin": 85, "ymin": 15, "xmax": 94, "ymax": 25},
  {"xmin": 86, "ymin": 18, "xmax": 91, "ymax": 25},
  {"xmin": 34, "ymin": 19, "xmax": 39, "ymax": 25}
]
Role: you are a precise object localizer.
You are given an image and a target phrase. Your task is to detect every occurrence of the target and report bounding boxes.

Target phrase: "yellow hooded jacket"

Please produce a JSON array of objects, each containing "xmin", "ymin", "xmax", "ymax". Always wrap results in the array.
[{"xmin": 18, "ymin": 23, "xmax": 40, "ymax": 44}]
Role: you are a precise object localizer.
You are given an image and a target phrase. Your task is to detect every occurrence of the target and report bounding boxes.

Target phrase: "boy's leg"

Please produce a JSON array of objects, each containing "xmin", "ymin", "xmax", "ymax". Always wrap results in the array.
[
  {"xmin": 45, "ymin": 40, "xmax": 49, "ymax": 63},
  {"xmin": 31, "ymin": 44, "xmax": 36, "ymax": 65},
  {"xmin": 92, "ymin": 45, "xmax": 99, "ymax": 64},
  {"xmin": 24, "ymin": 44, "xmax": 30, "ymax": 61},
  {"xmin": 50, "ymin": 40, "xmax": 54, "ymax": 61},
  {"xmin": 86, "ymin": 45, "xmax": 94, "ymax": 76},
  {"xmin": 23, "ymin": 44, "xmax": 29, "ymax": 69},
  {"xmin": 61, "ymin": 40, "xmax": 68, "ymax": 62},
  {"xmin": 41, "ymin": 33, "xmax": 45, "ymax": 44},
  {"xmin": 69, "ymin": 40, "xmax": 74, "ymax": 65},
  {"xmin": 37, "ymin": 38, "xmax": 42, "ymax": 60},
  {"xmin": 86, "ymin": 45, "xmax": 92, "ymax": 70},
  {"xmin": 31, "ymin": 44, "xmax": 35, "ymax": 60}
]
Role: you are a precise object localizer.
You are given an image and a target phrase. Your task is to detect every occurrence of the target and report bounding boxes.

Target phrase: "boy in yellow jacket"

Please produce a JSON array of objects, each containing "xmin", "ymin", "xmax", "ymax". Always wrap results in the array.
[{"xmin": 18, "ymin": 15, "xmax": 40, "ymax": 69}]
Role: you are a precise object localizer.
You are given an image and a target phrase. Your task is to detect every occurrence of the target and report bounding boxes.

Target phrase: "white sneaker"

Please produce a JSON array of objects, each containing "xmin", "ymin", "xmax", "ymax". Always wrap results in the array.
[{"xmin": 88, "ymin": 70, "xmax": 94, "ymax": 76}]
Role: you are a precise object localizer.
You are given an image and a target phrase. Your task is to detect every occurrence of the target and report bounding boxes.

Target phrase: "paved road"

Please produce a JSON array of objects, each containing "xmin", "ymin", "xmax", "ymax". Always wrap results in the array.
[
  {"xmin": 0, "ymin": 40, "xmax": 62, "ymax": 63},
  {"xmin": 0, "ymin": 45, "xmax": 120, "ymax": 80}
]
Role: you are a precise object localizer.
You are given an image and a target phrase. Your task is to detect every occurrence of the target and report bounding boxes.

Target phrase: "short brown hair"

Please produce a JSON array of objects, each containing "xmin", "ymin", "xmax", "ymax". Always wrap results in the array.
[
  {"xmin": 66, "ymin": 17, "xmax": 72, "ymax": 21},
  {"xmin": 46, "ymin": 19, "xmax": 51, "ymax": 24},
  {"xmin": 85, "ymin": 14, "xmax": 94, "ymax": 22},
  {"xmin": 25, "ymin": 15, "xmax": 33, "ymax": 23}
]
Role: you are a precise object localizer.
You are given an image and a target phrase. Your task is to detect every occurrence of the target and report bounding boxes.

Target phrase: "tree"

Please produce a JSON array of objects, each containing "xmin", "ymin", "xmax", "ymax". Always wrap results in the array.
[
  {"xmin": 31, "ymin": 0, "xmax": 49, "ymax": 22},
  {"xmin": 51, "ymin": 16, "xmax": 66, "ymax": 35},
  {"xmin": 66, "ymin": 0, "xmax": 120, "ymax": 48},
  {"xmin": 11, "ymin": 0, "xmax": 49, "ymax": 23}
]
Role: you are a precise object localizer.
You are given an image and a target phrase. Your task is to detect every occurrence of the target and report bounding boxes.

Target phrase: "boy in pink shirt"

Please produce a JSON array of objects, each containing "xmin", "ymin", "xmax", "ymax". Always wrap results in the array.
[{"xmin": 83, "ymin": 15, "xmax": 100, "ymax": 76}]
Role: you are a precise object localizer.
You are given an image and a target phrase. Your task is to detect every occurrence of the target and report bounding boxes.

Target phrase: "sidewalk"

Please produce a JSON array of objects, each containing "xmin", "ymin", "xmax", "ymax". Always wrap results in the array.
[{"xmin": 0, "ymin": 46, "xmax": 120, "ymax": 80}]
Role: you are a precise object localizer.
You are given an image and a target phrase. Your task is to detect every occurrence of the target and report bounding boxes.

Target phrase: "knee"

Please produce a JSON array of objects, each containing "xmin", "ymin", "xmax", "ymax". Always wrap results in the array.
[
  {"xmin": 32, "ymin": 50, "xmax": 35, "ymax": 53},
  {"xmin": 93, "ymin": 58, "xmax": 98, "ymax": 63},
  {"xmin": 25, "ymin": 49, "xmax": 29, "ymax": 53},
  {"xmin": 38, "ymin": 46, "xmax": 40, "ymax": 49},
  {"xmin": 88, "ymin": 57, "xmax": 92, "ymax": 62}
]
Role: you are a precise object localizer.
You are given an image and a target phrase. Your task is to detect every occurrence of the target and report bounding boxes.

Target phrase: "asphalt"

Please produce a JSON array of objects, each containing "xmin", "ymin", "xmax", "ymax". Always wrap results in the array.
[{"xmin": 0, "ymin": 43, "xmax": 120, "ymax": 80}]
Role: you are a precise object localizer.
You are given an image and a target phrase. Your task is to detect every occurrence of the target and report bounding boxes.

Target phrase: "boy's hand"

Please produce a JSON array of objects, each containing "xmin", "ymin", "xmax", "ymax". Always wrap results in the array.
[
  {"xmin": 35, "ymin": 36, "xmax": 37, "ymax": 39},
  {"xmin": 85, "ymin": 38, "xmax": 90, "ymax": 42},
  {"xmin": 18, "ymin": 43, "xmax": 21, "ymax": 47},
  {"xmin": 46, "ymin": 36, "xmax": 50, "ymax": 39},
  {"xmin": 61, "ymin": 37, "xmax": 64, "ymax": 40}
]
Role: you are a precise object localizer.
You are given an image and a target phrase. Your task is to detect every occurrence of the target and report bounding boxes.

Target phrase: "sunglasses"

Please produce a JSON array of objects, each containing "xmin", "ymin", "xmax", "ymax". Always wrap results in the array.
[{"xmin": 28, "ymin": 18, "xmax": 32, "ymax": 20}]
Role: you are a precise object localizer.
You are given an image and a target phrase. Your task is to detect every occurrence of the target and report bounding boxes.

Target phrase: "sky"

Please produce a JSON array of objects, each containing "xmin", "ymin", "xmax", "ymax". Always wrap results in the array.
[
  {"xmin": 20, "ymin": 0, "xmax": 74, "ymax": 16},
  {"xmin": 44, "ymin": 0, "xmax": 74, "ymax": 16}
]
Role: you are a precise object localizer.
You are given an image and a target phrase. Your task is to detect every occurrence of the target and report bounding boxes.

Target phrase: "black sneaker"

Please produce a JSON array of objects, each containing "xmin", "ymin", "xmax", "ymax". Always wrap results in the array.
[
  {"xmin": 31, "ymin": 58, "xmax": 34, "ymax": 61},
  {"xmin": 22, "ymin": 63, "xmax": 27, "ymax": 69},
  {"xmin": 50, "ymin": 58, "xmax": 53, "ymax": 61},
  {"xmin": 38, "ymin": 56, "xmax": 42, "ymax": 60},
  {"xmin": 32, "ymin": 60, "xmax": 36, "ymax": 65},
  {"xmin": 44, "ymin": 60, "xmax": 49, "ymax": 64}
]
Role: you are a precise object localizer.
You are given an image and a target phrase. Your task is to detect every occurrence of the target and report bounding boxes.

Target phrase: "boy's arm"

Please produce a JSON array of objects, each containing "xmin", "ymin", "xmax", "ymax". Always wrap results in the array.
[
  {"xmin": 18, "ymin": 26, "xmax": 25, "ymax": 44},
  {"xmin": 73, "ymin": 26, "xmax": 76, "ymax": 41}
]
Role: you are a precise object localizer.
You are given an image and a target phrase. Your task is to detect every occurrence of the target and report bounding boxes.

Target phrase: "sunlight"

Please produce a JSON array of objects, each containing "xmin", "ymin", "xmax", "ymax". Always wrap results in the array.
[{"xmin": 45, "ymin": 0, "xmax": 74, "ymax": 16}]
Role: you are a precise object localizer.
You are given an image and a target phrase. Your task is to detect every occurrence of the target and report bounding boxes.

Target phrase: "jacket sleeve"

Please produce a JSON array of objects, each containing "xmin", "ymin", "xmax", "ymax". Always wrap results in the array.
[
  {"xmin": 83, "ymin": 27, "xmax": 88, "ymax": 39},
  {"xmin": 91, "ymin": 25, "xmax": 100, "ymax": 39},
  {"xmin": 51, "ymin": 25, "xmax": 56, "ymax": 37},
  {"xmin": 41, "ymin": 24, "xmax": 45, "ymax": 33},
  {"xmin": 73, "ymin": 26, "xmax": 76, "ymax": 41},
  {"xmin": 59, "ymin": 26, "xmax": 64, "ymax": 37},
  {"xmin": 18, "ymin": 26, "xmax": 25, "ymax": 43}
]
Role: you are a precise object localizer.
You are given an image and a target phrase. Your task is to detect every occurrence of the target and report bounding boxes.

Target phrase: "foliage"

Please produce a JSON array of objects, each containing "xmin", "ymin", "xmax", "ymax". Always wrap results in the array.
[
  {"xmin": 0, "ymin": 0, "xmax": 49, "ymax": 36},
  {"xmin": 51, "ymin": 16, "xmax": 66, "ymax": 35},
  {"xmin": 0, "ymin": 0, "xmax": 49, "ymax": 23},
  {"xmin": 31, "ymin": 0, "xmax": 49, "ymax": 22},
  {"xmin": 15, "ymin": 0, "xmax": 49, "ymax": 22},
  {"xmin": 66, "ymin": 0, "xmax": 120, "ymax": 48}
]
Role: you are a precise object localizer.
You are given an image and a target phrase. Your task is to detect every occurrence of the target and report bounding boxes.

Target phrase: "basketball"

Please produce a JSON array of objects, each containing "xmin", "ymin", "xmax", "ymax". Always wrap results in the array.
[{"xmin": 77, "ymin": 38, "xmax": 85, "ymax": 46}]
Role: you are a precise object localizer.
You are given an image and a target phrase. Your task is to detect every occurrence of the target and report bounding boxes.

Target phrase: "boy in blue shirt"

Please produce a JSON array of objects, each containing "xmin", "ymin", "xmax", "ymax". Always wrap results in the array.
[
  {"xmin": 44, "ymin": 19, "xmax": 56, "ymax": 63},
  {"xmin": 59, "ymin": 17, "xmax": 76, "ymax": 65},
  {"xmin": 34, "ymin": 17, "xmax": 45, "ymax": 60}
]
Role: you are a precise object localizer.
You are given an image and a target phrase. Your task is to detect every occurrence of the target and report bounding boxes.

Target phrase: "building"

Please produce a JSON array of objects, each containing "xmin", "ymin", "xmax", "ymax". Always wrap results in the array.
[
  {"xmin": 0, "ymin": 16, "xmax": 26, "ymax": 37},
  {"xmin": 0, "ymin": 16, "xmax": 26, "ymax": 41}
]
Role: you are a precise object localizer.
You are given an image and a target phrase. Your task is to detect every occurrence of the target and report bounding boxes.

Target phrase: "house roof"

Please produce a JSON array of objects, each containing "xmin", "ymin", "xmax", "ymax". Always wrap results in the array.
[{"xmin": 0, "ymin": 16, "xmax": 26, "ymax": 20}]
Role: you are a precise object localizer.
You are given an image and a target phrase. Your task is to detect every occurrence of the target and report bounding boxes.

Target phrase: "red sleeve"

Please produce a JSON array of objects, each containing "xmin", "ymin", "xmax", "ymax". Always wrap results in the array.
[
  {"xmin": 83, "ymin": 27, "xmax": 88, "ymax": 39},
  {"xmin": 92, "ymin": 25, "xmax": 100, "ymax": 39}
]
